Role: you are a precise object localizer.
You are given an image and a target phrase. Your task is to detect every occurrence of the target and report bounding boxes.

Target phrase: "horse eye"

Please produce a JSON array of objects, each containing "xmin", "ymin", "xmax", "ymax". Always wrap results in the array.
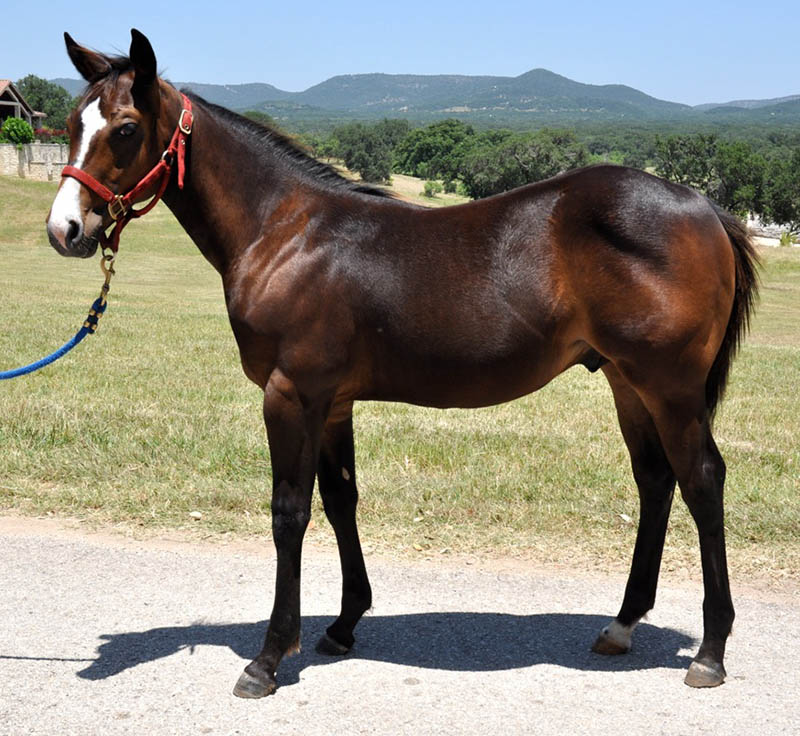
[{"xmin": 118, "ymin": 123, "xmax": 138, "ymax": 137}]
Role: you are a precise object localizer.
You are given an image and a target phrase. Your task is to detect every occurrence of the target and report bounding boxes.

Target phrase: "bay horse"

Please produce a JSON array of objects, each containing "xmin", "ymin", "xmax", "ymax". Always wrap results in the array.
[{"xmin": 46, "ymin": 30, "xmax": 758, "ymax": 697}]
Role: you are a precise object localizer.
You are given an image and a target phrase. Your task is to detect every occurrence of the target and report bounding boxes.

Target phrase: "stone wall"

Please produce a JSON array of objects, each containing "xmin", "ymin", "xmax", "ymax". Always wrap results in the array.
[{"xmin": 0, "ymin": 143, "xmax": 69, "ymax": 182}]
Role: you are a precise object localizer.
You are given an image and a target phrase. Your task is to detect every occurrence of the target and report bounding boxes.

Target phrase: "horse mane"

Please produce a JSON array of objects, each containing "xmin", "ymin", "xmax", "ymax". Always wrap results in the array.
[{"xmin": 182, "ymin": 91, "xmax": 396, "ymax": 200}]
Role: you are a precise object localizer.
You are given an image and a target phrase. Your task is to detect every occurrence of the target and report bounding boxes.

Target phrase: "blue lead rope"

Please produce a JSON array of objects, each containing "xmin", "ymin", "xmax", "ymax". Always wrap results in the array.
[{"xmin": 0, "ymin": 254, "xmax": 114, "ymax": 380}]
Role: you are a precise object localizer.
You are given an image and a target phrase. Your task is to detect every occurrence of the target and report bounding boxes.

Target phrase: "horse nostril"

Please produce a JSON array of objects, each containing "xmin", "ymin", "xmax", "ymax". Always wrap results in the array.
[{"xmin": 66, "ymin": 219, "xmax": 83, "ymax": 248}]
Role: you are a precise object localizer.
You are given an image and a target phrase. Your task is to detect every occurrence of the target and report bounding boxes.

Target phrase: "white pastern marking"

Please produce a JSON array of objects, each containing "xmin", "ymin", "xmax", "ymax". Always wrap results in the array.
[
  {"xmin": 601, "ymin": 618, "xmax": 638, "ymax": 649},
  {"xmin": 49, "ymin": 99, "xmax": 107, "ymax": 231}
]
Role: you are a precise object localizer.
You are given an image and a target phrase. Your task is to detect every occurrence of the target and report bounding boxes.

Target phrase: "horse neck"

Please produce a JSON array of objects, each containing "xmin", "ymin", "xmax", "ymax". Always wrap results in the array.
[{"xmin": 160, "ymin": 95, "xmax": 297, "ymax": 276}]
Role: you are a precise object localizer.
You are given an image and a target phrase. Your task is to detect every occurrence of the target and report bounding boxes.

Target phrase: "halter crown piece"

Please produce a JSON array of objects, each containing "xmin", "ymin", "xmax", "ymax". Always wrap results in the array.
[{"xmin": 61, "ymin": 93, "xmax": 193, "ymax": 253}]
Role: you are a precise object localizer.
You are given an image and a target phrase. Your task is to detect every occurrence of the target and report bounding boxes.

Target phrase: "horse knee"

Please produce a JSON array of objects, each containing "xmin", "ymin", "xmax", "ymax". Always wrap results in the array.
[
  {"xmin": 273, "ymin": 510, "xmax": 310, "ymax": 540},
  {"xmin": 271, "ymin": 484, "xmax": 311, "ymax": 546}
]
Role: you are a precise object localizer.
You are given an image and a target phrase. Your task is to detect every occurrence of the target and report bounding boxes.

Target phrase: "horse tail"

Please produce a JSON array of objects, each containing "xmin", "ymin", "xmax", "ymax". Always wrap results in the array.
[{"xmin": 706, "ymin": 202, "xmax": 760, "ymax": 421}]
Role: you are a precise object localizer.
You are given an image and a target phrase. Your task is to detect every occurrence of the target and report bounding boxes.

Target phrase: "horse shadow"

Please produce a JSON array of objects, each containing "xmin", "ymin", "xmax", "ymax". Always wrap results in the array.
[{"xmin": 75, "ymin": 612, "xmax": 695, "ymax": 686}]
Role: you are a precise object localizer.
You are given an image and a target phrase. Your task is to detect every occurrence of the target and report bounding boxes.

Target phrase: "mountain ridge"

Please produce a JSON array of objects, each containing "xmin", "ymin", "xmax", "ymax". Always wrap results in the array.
[{"xmin": 49, "ymin": 71, "xmax": 799, "ymax": 125}]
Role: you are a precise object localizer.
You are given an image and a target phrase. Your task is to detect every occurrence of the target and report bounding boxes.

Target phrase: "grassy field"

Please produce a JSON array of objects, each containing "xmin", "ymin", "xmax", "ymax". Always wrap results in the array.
[{"xmin": 1, "ymin": 176, "xmax": 798, "ymax": 580}]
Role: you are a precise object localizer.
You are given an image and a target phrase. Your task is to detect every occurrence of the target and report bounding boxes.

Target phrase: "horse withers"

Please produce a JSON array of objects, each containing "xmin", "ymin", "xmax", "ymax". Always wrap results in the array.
[{"xmin": 46, "ymin": 29, "xmax": 759, "ymax": 697}]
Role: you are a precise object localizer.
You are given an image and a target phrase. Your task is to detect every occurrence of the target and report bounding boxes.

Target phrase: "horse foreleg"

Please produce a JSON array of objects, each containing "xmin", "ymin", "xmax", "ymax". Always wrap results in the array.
[
  {"xmin": 593, "ymin": 366, "xmax": 676, "ymax": 655},
  {"xmin": 233, "ymin": 371, "xmax": 326, "ymax": 698},
  {"xmin": 315, "ymin": 409, "xmax": 373, "ymax": 655}
]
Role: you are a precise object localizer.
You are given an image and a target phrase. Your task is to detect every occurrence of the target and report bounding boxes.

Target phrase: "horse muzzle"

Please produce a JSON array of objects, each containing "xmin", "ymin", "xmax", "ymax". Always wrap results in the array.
[{"xmin": 46, "ymin": 213, "xmax": 102, "ymax": 258}]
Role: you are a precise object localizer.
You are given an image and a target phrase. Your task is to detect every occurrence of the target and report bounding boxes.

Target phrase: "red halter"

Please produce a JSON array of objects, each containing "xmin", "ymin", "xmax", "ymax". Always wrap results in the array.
[{"xmin": 61, "ymin": 94, "xmax": 194, "ymax": 253}]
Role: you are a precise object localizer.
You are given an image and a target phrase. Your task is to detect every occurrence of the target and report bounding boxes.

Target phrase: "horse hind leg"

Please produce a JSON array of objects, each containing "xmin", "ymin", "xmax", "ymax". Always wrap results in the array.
[
  {"xmin": 617, "ymin": 371, "xmax": 733, "ymax": 688},
  {"xmin": 592, "ymin": 365, "xmax": 676, "ymax": 656},
  {"xmin": 315, "ymin": 410, "xmax": 373, "ymax": 656},
  {"xmin": 657, "ymin": 404, "xmax": 733, "ymax": 687}
]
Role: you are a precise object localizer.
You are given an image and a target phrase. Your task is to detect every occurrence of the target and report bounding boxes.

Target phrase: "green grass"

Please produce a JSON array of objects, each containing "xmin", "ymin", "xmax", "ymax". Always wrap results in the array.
[{"xmin": 1, "ymin": 177, "xmax": 798, "ymax": 578}]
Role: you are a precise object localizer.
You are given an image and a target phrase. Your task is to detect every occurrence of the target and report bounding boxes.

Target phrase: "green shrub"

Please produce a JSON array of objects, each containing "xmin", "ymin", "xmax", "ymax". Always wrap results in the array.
[
  {"xmin": 422, "ymin": 180, "xmax": 443, "ymax": 198},
  {"xmin": 1, "ymin": 117, "xmax": 34, "ymax": 145},
  {"xmin": 779, "ymin": 230, "xmax": 798, "ymax": 247}
]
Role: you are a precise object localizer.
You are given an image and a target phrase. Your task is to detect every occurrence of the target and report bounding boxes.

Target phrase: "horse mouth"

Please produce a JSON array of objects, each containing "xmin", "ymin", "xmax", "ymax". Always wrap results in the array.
[
  {"xmin": 47, "ymin": 227, "xmax": 101, "ymax": 259},
  {"xmin": 72, "ymin": 233, "xmax": 101, "ymax": 258}
]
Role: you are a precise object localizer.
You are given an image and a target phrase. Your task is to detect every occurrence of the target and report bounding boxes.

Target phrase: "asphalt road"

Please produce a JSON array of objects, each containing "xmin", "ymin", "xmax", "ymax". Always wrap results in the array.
[{"xmin": 1, "ymin": 517, "xmax": 798, "ymax": 735}]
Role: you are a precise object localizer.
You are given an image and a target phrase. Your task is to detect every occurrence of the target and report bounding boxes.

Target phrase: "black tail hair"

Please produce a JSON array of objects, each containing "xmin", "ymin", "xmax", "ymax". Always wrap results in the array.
[{"xmin": 706, "ymin": 202, "xmax": 760, "ymax": 420}]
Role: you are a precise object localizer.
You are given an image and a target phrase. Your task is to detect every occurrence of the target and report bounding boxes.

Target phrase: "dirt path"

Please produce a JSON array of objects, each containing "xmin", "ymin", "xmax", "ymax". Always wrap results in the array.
[{"xmin": 1, "ymin": 516, "xmax": 798, "ymax": 735}]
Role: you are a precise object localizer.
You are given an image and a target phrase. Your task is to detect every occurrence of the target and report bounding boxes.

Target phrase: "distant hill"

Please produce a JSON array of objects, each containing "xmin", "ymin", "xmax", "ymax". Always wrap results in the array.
[
  {"xmin": 51, "ymin": 77, "xmax": 85, "ymax": 97},
  {"xmin": 51, "ymin": 77, "xmax": 292, "ymax": 109},
  {"xmin": 695, "ymin": 94, "xmax": 800, "ymax": 111},
  {"xmin": 49, "ymin": 71, "xmax": 799, "ymax": 126},
  {"xmin": 175, "ymin": 82, "xmax": 294, "ymax": 109},
  {"xmin": 702, "ymin": 98, "xmax": 800, "ymax": 121},
  {"xmin": 281, "ymin": 68, "xmax": 690, "ymax": 120}
]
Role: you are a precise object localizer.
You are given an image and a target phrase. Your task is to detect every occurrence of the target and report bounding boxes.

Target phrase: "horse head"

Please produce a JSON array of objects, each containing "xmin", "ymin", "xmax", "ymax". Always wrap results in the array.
[{"xmin": 46, "ymin": 29, "xmax": 172, "ymax": 257}]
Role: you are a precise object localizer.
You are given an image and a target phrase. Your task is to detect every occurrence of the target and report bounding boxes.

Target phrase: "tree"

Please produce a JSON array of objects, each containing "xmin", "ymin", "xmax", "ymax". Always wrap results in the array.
[
  {"xmin": 764, "ymin": 148, "xmax": 800, "ymax": 230},
  {"xmin": 15, "ymin": 75, "xmax": 74, "ymax": 130},
  {"xmin": 373, "ymin": 118, "xmax": 410, "ymax": 149},
  {"xmin": 711, "ymin": 141, "xmax": 766, "ymax": 217},
  {"xmin": 459, "ymin": 129, "xmax": 589, "ymax": 199},
  {"xmin": 393, "ymin": 119, "xmax": 475, "ymax": 180},
  {"xmin": 333, "ymin": 122, "xmax": 393, "ymax": 182},
  {"xmin": 654, "ymin": 134, "xmax": 718, "ymax": 191},
  {"xmin": 306, "ymin": 133, "xmax": 340, "ymax": 161},
  {"xmin": 243, "ymin": 110, "xmax": 277, "ymax": 128},
  {"xmin": 654, "ymin": 133, "xmax": 772, "ymax": 219},
  {"xmin": 331, "ymin": 120, "xmax": 410, "ymax": 182}
]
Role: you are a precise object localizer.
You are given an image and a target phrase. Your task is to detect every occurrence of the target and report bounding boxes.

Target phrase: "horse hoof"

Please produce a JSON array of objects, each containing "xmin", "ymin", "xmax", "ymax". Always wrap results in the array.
[
  {"xmin": 232, "ymin": 668, "xmax": 276, "ymax": 698},
  {"xmin": 684, "ymin": 659, "xmax": 726, "ymax": 688},
  {"xmin": 315, "ymin": 632, "xmax": 351, "ymax": 656},
  {"xmin": 591, "ymin": 622, "xmax": 632, "ymax": 655}
]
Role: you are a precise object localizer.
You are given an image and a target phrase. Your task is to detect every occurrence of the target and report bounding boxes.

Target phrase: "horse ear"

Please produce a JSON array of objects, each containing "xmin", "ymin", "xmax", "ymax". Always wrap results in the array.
[
  {"xmin": 129, "ymin": 29, "xmax": 157, "ymax": 86},
  {"xmin": 64, "ymin": 32, "xmax": 111, "ymax": 82}
]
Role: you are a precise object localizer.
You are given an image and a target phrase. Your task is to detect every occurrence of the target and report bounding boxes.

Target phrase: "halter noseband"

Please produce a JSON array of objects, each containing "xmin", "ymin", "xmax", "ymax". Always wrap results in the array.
[{"xmin": 61, "ymin": 93, "xmax": 194, "ymax": 253}]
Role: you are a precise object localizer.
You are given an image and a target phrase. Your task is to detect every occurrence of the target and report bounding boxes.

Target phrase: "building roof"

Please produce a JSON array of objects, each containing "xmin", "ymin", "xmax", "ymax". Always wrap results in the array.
[{"xmin": 0, "ymin": 79, "xmax": 46, "ymax": 119}]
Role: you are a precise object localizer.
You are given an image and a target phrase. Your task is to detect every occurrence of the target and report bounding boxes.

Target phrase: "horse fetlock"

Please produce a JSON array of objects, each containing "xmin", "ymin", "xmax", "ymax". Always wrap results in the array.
[
  {"xmin": 316, "ymin": 630, "xmax": 353, "ymax": 656},
  {"xmin": 285, "ymin": 634, "xmax": 301, "ymax": 656},
  {"xmin": 343, "ymin": 584, "xmax": 372, "ymax": 614}
]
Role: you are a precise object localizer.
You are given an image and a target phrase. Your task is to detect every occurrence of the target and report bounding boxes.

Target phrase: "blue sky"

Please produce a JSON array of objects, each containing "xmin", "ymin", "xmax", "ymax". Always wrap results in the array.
[{"xmin": 3, "ymin": 1, "xmax": 798, "ymax": 106}]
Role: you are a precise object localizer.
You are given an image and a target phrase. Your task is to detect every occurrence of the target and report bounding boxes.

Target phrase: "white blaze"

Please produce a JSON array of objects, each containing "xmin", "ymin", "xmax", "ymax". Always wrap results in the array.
[{"xmin": 48, "ymin": 98, "xmax": 107, "ymax": 233}]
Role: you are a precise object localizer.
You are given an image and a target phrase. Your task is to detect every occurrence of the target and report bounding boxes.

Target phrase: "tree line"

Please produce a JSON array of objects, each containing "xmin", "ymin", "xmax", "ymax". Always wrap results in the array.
[{"xmin": 302, "ymin": 119, "xmax": 800, "ymax": 230}]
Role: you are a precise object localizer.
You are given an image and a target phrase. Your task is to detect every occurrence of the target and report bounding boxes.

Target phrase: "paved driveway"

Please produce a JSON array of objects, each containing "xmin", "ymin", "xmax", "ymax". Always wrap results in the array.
[{"xmin": 1, "ymin": 517, "xmax": 798, "ymax": 735}]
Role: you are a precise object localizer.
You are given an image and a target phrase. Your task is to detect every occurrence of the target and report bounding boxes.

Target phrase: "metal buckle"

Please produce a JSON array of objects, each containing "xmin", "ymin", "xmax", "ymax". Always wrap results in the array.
[
  {"xmin": 179, "ymin": 108, "xmax": 193, "ymax": 135},
  {"xmin": 107, "ymin": 196, "xmax": 127, "ymax": 221}
]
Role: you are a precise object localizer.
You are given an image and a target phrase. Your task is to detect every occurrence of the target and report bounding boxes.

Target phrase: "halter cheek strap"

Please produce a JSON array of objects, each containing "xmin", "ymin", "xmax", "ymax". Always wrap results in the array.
[{"xmin": 61, "ymin": 93, "xmax": 193, "ymax": 253}]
